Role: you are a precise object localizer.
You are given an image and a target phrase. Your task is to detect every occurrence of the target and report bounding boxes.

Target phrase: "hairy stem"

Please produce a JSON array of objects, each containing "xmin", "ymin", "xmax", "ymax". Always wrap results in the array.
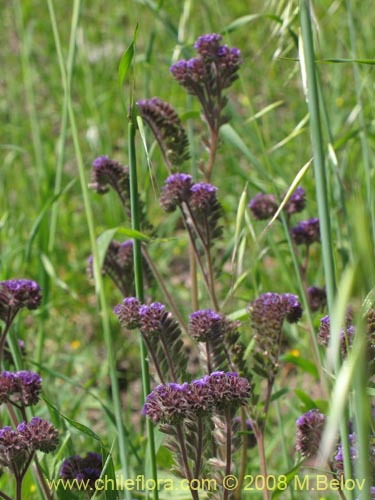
[
  {"xmin": 194, "ymin": 417, "xmax": 203, "ymax": 478},
  {"xmin": 234, "ymin": 408, "xmax": 248, "ymax": 500},
  {"xmin": 223, "ymin": 409, "xmax": 233, "ymax": 500},
  {"xmin": 255, "ymin": 429, "xmax": 270, "ymax": 500},
  {"xmin": 176, "ymin": 423, "xmax": 200, "ymax": 500}
]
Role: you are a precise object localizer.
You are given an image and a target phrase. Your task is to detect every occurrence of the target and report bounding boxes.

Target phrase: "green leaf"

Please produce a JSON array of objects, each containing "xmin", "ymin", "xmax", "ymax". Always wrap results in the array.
[
  {"xmin": 43, "ymin": 396, "xmax": 102, "ymax": 441},
  {"xmin": 118, "ymin": 23, "xmax": 139, "ymax": 87},
  {"xmin": 281, "ymin": 352, "xmax": 319, "ymax": 379}
]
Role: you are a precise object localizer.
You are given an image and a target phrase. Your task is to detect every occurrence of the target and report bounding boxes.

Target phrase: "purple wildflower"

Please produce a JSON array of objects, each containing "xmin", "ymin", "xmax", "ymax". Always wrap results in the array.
[
  {"xmin": 139, "ymin": 302, "xmax": 166, "ymax": 335},
  {"xmin": 0, "ymin": 426, "xmax": 30, "ymax": 475},
  {"xmin": 296, "ymin": 409, "xmax": 326, "ymax": 458},
  {"xmin": 291, "ymin": 218, "xmax": 320, "ymax": 246},
  {"xmin": 17, "ymin": 417, "xmax": 59, "ymax": 453},
  {"xmin": 207, "ymin": 371, "xmax": 251, "ymax": 411},
  {"xmin": 188, "ymin": 309, "xmax": 223, "ymax": 342},
  {"xmin": 0, "ymin": 370, "xmax": 42, "ymax": 407},
  {"xmin": 60, "ymin": 452, "xmax": 102, "ymax": 491},
  {"xmin": 194, "ymin": 33, "xmax": 223, "ymax": 58},
  {"xmin": 282, "ymin": 293, "xmax": 303, "ymax": 323},
  {"xmin": 248, "ymin": 193, "xmax": 278, "ymax": 221},
  {"xmin": 333, "ymin": 433, "xmax": 357, "ymax": 476},
  {"xmin": 0, "ymin": 279, "xmax": 42, "ymax": 322},
  {"xmin": 160, "ymin": 173, "xmax": 193, "ymax": 212},
  {"xmin": 284, "ymin": 187, "xmax": 306, "ymax": 215},
  {"xmin": 189, "ymin": 183, "xmax": 218, "ymax": 210},
  {"xmin": 143, "ymin": 382, "xmax": 191, "ymax": 425},
  {"xmin": 114, "ymin": 297, "xmax": 141, "ymax": 330}
]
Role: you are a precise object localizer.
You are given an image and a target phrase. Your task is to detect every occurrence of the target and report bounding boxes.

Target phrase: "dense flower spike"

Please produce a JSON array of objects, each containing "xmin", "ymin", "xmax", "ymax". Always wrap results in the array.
[
  {"xmin": 143, "ymin": 382, "xmax": 191, "ymax": 425},
  {"xmin": 17, "ymin": 417, "xmax": 59, "ymax": 453},
  {"xmin": 136, "ymin": 98, "xmax": 190, "ymax": 168},
  {"xmin": 60, "ymin": 452, "xmax": 102, "ymax": 491},
  {"xmin": 188, "ymin": 309, "xmax": 223, "ymax": 342},
  {"xmin": 0, "ymin": 370, "xmax": 42, "ymax": 407},
  {"xmin": 307, "ymin": 286, "xmax": 327, "ymax": 312},
  {"xmin": 114, "ymin": 297, "xmax": 141, "ymax": 330},
  {"xmin": 248, "ymin": 292, "xmax": 303, "ymax": 378},
  {"xmin": 0, "ymin": 426, "xmax": 30, "ymax": 475},
  {"xmin": 284, "ymin": 187, "xmax": 306, "ymax": 215},
  {"xmin": 291, "ymin": 218, "xmax": 320, "ymax": 245},
  {"xmin": 143, "ymin": 373, "xmax": 251, "ymax": 425},
  {"xmin": 207, "ymin": 371, "xmax": 251, "ymax": 411},
  {"xmin": 295, "ymin": 409, "xmax": 326, "ymax": 458},
  {"xmin": 248, "ymin": 193, "xmax": 278, "ymax": 221},
  {"xmin": 0, "ymin": 419, "xmax": 58, "ymax": 476},
  {"xmin": 170, "ymin": 33, "xmax": 242, "ymax": 131},
  {"xmin": 160, "ymin": 173, "xmax": 193, "ymax": 212},
  {"xmin": 188, "ymin": 182, "xmax": 223, "ymax": 244},
  {"xmin": 0, "ymin": 279, "xmax": 42, "ymax": 322},
  {"xmin": 139, "ymin": 303, "xmax": 166, "ymax": 335}
]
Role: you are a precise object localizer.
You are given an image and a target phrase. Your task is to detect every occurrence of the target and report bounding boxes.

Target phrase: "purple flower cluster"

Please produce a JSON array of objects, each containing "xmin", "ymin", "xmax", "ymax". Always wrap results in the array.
[
  {"xmin": 170, "ymin": 33, "xmax": 242, "ymax": 97},
  {"xmin": 60, "ymin": 452, "xmax": 102, "ymax": 490},
  {"xmin": 188, "ymin": 309, "xmax": 223, "ymax": 342},
  {"xmin": 0, "ymin": 279, "xmax": 42, "ymax": 322},
  {"xmin": 248, "ymin": 187, "xmax": 306, "ymax": 221},
  {"xmin": 248, "ymin": 193, "xmax": 278, "ymax": 220},
  {"xmin": 291, "ymin": 218, "xmax": 320, "ymax": 246},
  {"xmin": 143, "ymin": 372, "xmax": 251, "ymax": 425},
  {"xmin": 248, "ymin": 292, "xmax": 302, "ymax": 376},
  {"xmin": 295, "ymin": 409, "xmax": 325, "ymax": 458},
  {"xmin": 0, "ymin": 418, "xmax": 58, "ymax": 475},
  {"xmin": 0, "ymin": 370, "xmax": 42, "ymax": 407},
  {"xmin": 160, "ymin": 173, "xmax": 218, "ymax": 213},
  {"xmin": 114, "ymin": 297, "xmax": 142, "ymax": 330},
  {"xmin": 160, "ymin": 174, "xmax": 193, "ymax": 212}
]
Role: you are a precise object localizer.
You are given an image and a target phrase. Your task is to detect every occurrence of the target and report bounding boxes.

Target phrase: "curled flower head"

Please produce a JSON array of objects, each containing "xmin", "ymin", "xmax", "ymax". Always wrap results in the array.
[
  {"xmin": 0, "ymin": 426, "xmax": 30, "ymax": 475},
  {"xmin": 18, "ymin": 417, "xmax": 59, "ymax": 453},
  {"xmin": 284, "ymin": 187, "xmax": 306, "ymax": 215},
  {"xmin": 307, "ymin": 286, "xmax": 327, "ymax": 312},
  {"xmin": 188, "ymin": 309, "xmax": 223, "ymax": 342},
  {"xmin": 160, "ymin": 173, "xmax": 193, "ymax": 212},
  {"xmin": 296, "ymin": 409, "xmax": 326, "ymax": 458},
  {"xmin": 139, "ymin": 302, "xmax": 166, "ymax": 334},
  {"xmin": 114, "ymin": 297, "xmax": 141, "ymax": 330},
  {"xmin": 248, "ymin": 193, "xmax": 278, "ymax": 221},
  {"xmin": 136, "ymin": 98, "xmax": 190, "ymax": 168},
  {"xmin": 143, "ymin": 382, "xmax": 191, "ymax": 425},
  {"xmin": 60, "ymin": 452, "xmax": 102, "ymax": 491},
  {"xmin": 291, "ymin": 218, "xmax": 320, "ymax": 246},
  {"xmin": 0, "ymin": 279, "xmax": 42, "ymax": 322},
  {"xmin": 90, "ymin": 156, "xmax": 130, "ymax": 198}
]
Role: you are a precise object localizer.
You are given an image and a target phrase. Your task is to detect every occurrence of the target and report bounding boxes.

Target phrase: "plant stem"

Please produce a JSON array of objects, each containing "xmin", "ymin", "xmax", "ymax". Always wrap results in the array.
[
  {"xmin": 189, "ymin": 242, "xmax": 199, "ymax": 311},
  {"xmin": 175, "ymin": 423, "xmax": 199, "ymax": 500},
  {"xmin": 255, "ymin": 429, "xmax": 270, "ymax": 500},
  {"xmin": 234, "ymin": 408, "xmax": 247, "ymax": 500},
  {"xmin": 223, "ymin": 409, "xmax": 233, "ymax": 500},
  {"xmin": 194, "ymin": 418, "xmax": 203, "ymax": 478},
  {"xmin": 0, "ymin": 491, "xmax": 13, "ymax": 500},
  {"xmin": 128, "ymin": 118, "xmax": 159, "ymax": 500}
]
